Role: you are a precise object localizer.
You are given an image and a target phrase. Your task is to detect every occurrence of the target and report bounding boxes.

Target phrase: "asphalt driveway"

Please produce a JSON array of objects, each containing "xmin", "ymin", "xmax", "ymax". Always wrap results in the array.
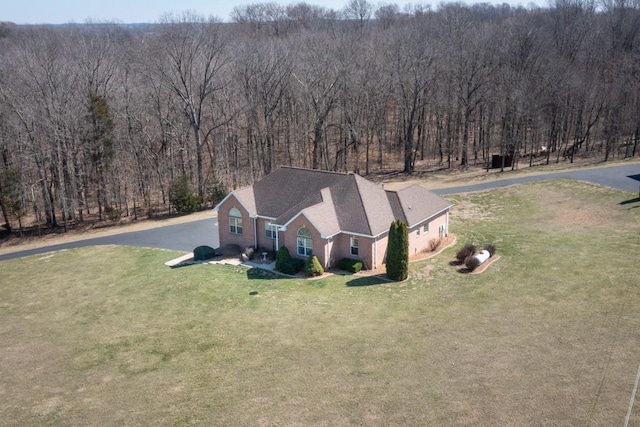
[
  {"xmin": 0, "ymin": 218, "xmax": 220, "ymax": 262},
  {"xmin": 431, "ymin": 163, "xmax": 640, "ymax": 195},
  {"xmin": 0, "ymin": 163, "xmax": 638, "ymax": 262}
]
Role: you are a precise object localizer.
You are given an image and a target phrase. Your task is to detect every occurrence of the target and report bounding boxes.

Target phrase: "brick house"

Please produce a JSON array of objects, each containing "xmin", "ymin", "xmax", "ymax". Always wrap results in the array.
[{"xmin": 213, "ymin": 167, "xmax": 452, "ymax": 270}]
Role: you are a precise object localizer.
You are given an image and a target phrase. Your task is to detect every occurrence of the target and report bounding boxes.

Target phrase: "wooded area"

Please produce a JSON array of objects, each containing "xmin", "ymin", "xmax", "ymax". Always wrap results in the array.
[{"xmin": 0, "ymin": 0, "xmax": 638, "ymax": 234}]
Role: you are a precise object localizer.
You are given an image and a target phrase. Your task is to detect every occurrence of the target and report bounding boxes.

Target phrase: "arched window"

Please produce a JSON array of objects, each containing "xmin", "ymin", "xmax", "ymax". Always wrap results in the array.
[
  {"xmin": 297, "ymin": 227, "xmax": 313, "ymax": 257},
  {"xmin": 229, "ymin": 208, "xmax": 243, "ymax": 235}
]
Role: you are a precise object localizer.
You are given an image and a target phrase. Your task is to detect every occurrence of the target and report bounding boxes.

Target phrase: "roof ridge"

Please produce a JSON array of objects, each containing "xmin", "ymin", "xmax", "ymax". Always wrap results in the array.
[
  {"xmin": 278, "ymin": 166, "xmax": 350, "ymax": 176},
  {"xmin": 352, "ymin": 174, "xmax": 374, "ymax": 235}
]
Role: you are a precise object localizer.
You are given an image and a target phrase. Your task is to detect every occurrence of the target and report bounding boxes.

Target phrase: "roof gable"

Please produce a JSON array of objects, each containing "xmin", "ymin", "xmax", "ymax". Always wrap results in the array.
[
  {"xmin": 290, "ymin": 188, "xmax": 341, "ymax": 238},
  {"xmin": 213, "ymin": 186, "xmax": 256, "ymax": 215},
  {"xmin": 233, "ymin": 186, "xmax": 257, "ymax": 215},
  {"xmin": 253, "ymin": 167, "xmax": 348, "ymax": 219},
  {"xmin": 389, "ymin": 184, "xmax": 453, "ymax": 227},
  {"xmin": 353, "ymin": 175, "xmax": 396, "ymax": 235}
]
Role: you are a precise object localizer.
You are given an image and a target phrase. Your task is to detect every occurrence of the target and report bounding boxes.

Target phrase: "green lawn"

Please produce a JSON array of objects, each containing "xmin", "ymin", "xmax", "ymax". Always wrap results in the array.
[{"xmin": 1, "ymin": 180, "xmax": 639, "ymax": 426}]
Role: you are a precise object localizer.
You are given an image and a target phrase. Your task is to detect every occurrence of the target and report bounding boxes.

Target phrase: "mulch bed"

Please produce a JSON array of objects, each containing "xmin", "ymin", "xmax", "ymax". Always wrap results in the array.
[{"xmin": 451, "ymin": 254, "xmax": 501, "ymax": 274}]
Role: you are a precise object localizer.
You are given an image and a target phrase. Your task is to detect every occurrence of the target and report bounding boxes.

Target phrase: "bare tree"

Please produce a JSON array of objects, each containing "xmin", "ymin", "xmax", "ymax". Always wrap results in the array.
[
  {"xmin": 291, "ymin": 33, "xmax": 342, "ymax": 170},
  {"xmin": 151, "ymin": 12, "xmax": 229, "ymax": 199},
  {"xmin": 388, "ymin": 17, "xmax": 438, "ymax": 173},
  {"xmin": 235, "ymin": 38, "xmax": 292, "ymax": 176}
]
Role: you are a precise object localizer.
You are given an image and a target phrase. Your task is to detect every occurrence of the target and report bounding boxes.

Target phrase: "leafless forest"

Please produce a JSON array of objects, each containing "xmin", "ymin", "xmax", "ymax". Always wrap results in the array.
[{"xmin": 0, "ymin": 0, "xmax": 638, "ymax": 234}]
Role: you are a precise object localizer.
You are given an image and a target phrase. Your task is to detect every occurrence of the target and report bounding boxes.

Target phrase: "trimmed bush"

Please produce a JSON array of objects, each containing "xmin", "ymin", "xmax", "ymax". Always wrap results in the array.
[
  {"xmin": 279, "ymin": 258, "xmax": 305, "ymax": 275},
  {"xmin": 484, "ymin": 244, "xmax": 497, "ymax": 257},
  {"xmin": 305, "ymin": 255, "xmax": 324, "ymax": 277},
  {"xmin": 193, "ymin": 245, "xmax": 216, "ymax": 261},
  {"xmin": 275, "ymin": 246, "xmax": 291, "ymax": 272},
  {"xmin": 338, "ymin": 258, "xmax": 363, "ymax": 273},
  {"xmin": 428, "ymin": 237, "xmax": 441, "ymax": 252},
  {"xmin": 464, "ymin": 255, "xmax": 480, "ymax": 272},
  {"xmin": 455, "ymin": 244, "xmax": 476, "ymax": 263},
  {"xmin": 386, "ymin": 219, "xmax": 409, "ymax": 281}
]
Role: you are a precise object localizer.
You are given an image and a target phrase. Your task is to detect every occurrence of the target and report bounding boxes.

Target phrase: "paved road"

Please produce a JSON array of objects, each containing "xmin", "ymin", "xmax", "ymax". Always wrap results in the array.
[
  {"xmin": 432, "ymin": 163, "xmax": 640, "ymax": 196},
  {"xmin": 1, "ymin": 163, "xmax": 638, "ymax": 262}
]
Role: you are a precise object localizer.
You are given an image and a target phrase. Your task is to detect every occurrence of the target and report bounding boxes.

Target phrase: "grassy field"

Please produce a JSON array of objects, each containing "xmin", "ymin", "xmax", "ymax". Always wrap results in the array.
[{"xmin": 1, "ymin": 180, "xmax": 639, "ymax": 426}]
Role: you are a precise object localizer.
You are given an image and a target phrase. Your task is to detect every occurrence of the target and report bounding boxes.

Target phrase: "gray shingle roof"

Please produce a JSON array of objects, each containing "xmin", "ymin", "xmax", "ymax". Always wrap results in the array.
[
  {"xmin": 252, "ymin": 167, "xmax": 348, "ymax": 219},
  {"xmin": 391, "ymin": 184, "xmax": 453, "ymax": 227},
  {"xmin": 229, "ymin": 166, "xmax": 451, "ymax": 237}
]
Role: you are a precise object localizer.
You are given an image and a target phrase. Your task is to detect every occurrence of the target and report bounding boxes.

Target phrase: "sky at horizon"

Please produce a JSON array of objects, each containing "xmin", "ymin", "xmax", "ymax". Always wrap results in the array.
[{"xmin": 3, "ymin": 0, "xmax": 534, "ymax": 25}]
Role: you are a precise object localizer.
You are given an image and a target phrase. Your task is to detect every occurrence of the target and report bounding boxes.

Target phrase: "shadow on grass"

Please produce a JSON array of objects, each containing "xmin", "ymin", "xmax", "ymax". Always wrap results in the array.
[
  {"xmin": 169, "ymin": 262, "xmax": 194, "ymax": 269},
  {"xmin": 246, "ymin": 267, "xmax": 281, "ymax": 280},
  {"xmin": 619, "ymin": 197, "xmax": 640, "ymax": 206},
  {"xmin": 346, "ymin": 276, "xmax": 388, "ymax": 287}
]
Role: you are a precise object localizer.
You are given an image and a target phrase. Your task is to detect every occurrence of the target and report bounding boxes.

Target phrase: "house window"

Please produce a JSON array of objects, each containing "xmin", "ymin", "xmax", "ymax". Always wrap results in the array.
[
  {"xmin": 297, "ymin": 227, "xmax": 313, "ymax": 257},
  {"xmin": 423, "ymin": 223, "xmax": 429, "ymax": 233},
  {"xmin": 229, "ymin": 208, "xmax": 243, "ymax": 235},
  {"xmin": 265, "ymin": 222, "xmax": 278, "ymax": 239},
  {"xmin": 350, "ymin": 237, "xmax": 359, "ymax": 256}
]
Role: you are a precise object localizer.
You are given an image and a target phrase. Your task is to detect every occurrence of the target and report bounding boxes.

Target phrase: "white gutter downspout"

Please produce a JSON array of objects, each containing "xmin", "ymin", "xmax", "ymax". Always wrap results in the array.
[
  {"xmin": 446, "ymin": 210, "xmax": 449, "ymax": 235},
  {"xmin": 275, "ymin": 229, "xmax": 280, "ymax": 251},
  {"xmin": 253, "ymin": 217, "xmax": 257, "ymax": 249},
  {"xmin": 374, "ymin": 236, "xmax": 377, "ymax": 269}
]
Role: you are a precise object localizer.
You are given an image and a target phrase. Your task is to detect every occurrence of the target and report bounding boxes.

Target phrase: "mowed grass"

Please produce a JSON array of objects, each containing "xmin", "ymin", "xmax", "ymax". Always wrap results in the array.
[{"xmin": 1, "ymin": 180, "xmax": 639, "ymax": 426}]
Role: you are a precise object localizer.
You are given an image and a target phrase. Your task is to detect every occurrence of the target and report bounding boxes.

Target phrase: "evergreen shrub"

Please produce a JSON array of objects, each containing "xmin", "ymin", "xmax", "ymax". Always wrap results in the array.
[
  {"xmin": 275, "ymin": 246, "xmax": 291, "ymax": 272},
  {"xmin": 169, "ymin": 175, "xmax": 202, "ymax": 214},
  {"xmin": 386, "ymin": 219, "xmax": 409, "ymax": 281},
  {"xmin": 194, "ymin": 245, "xmax": 216, "ymax": 261},
  {"xmin": 305, "ymin": 255, "xmax": 324, "ymax": 277},
  {"xmin": 338, "ymin": 258, "xmax": 363, "ymax": 273}
]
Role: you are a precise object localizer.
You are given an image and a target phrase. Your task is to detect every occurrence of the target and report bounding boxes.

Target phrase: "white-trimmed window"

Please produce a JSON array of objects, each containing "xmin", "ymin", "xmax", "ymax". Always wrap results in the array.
[
  {"xmin": 297, "ymin": 227, "xmax": 313, "ymax": 257},
  {"xmin": 350, "ymin": 237, "xmax": 359, "ymax": 256},
  {"xmin": 423, "ymin": 223, "xmax": 429, "ymax": 233},
  {"xmin": 229, "ymin": 208, "xmax": 243, "ymax": 235},
  {"xmin": 265, "ymin": 222, "xmax": 278, "ymax": 239}
]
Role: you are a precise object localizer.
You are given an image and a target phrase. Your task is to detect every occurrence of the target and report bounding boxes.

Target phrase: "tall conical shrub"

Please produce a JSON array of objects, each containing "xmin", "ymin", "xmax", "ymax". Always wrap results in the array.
[{"xmin": 386, "ymin": 219, "xmax": 409, "ymax": 281}]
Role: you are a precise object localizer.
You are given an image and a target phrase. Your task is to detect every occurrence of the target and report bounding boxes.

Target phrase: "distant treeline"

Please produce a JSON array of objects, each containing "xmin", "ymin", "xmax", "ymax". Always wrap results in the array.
[{"xmin": 0, "ymin": 0, "xmax": 638, "ymax": 233}]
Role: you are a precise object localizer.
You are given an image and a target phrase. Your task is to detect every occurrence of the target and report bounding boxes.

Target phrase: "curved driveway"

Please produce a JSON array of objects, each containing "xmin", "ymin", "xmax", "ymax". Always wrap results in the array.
[
  {"xmin": 431, "ymin": 163, "xmax": 640, "ymax": 196},
  {"xmin": 1, "ymin": 163, "xmax": 638, "ymax": 262}
]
